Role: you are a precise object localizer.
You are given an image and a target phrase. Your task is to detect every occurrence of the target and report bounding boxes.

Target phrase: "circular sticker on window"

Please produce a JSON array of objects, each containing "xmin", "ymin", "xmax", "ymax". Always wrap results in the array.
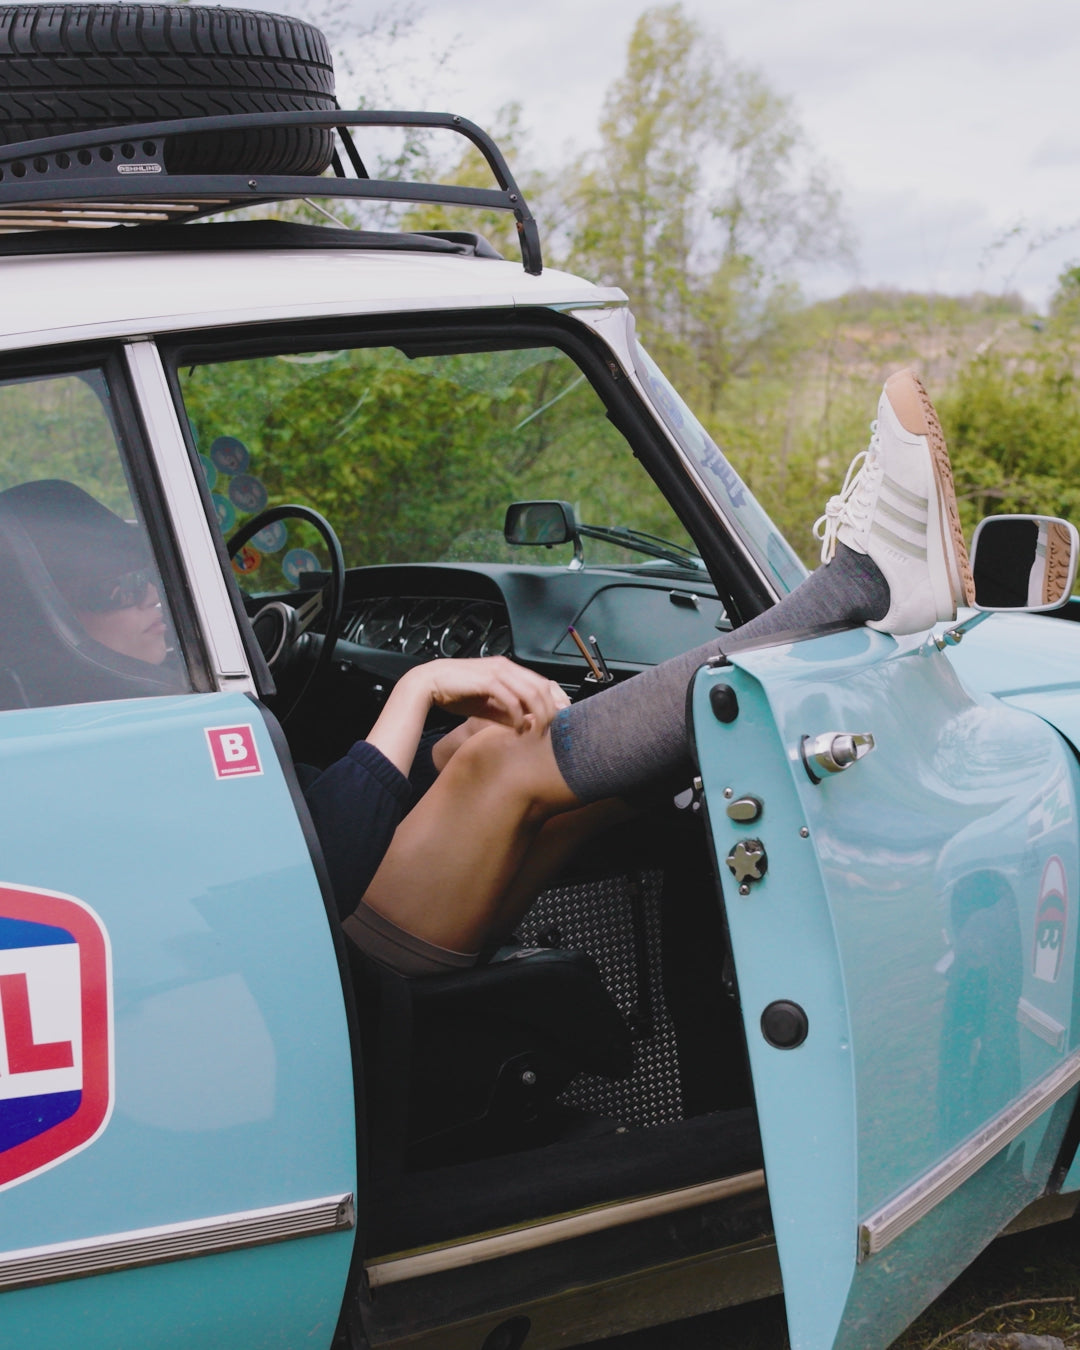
[
  {"xmin": 282, "ymin": 548, "xmax": 320, "ymax": 587},
  {"xmin": 199, "ymin": 454, "xmax": 218, "ymax": 491},
  {"xmin": 228, "ymin": 475, "xmax": 268, "ymax": 515},
  {"xmin": 232, "ymin": 545, "xmax": 262, "ymax": 576},
  {"xmin": 210, "ymin": 436, "xmax": 250, "ymax": 475},
  {"xmin": 212, "ymin": 494, "xmax": 236, "ymax": 532},
  {"xmin": 252, "ymin": 520, "xmax": 288, "ymax": 553}
]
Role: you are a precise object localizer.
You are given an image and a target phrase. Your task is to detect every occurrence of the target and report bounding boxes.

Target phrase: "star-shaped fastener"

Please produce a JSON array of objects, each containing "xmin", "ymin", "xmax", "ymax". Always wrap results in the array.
[{"xmin": 726, "ymin": 839, "xmax": 767, "ymax": 884}]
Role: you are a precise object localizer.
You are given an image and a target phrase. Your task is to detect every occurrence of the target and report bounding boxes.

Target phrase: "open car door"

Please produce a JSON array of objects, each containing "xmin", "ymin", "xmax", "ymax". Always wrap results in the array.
[{"xmin": 691, "ymin": 626, "xmax": 1080, "ymax": 1350}]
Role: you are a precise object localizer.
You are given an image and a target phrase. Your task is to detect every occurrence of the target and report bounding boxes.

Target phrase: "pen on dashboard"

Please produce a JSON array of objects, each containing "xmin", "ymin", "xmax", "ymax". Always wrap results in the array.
[
  {"xmin": 588, "ymin": 634, "xmax": 611, "ymax": 682},
  {"xmin": 567, "ymin": 625, "xmax": 604, "ymax": 681}
]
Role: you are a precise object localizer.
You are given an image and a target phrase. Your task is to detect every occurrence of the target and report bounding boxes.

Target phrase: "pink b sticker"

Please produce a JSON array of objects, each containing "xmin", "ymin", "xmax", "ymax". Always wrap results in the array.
[{"xmin": 206, "ymin": 724, "xmax": 262, "ymax": 780}]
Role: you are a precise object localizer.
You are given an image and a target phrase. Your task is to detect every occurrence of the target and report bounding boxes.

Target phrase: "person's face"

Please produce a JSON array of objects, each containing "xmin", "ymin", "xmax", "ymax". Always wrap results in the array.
[{"xmin": 76, "ymin": 577, "xmax": 168, "ymax": 666}]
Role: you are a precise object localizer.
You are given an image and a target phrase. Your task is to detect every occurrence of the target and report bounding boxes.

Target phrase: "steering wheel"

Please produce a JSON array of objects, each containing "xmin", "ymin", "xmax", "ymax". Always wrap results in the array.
[{"xmin": 227, "ymin": 504, "xmax": 345, "ymax": 715}]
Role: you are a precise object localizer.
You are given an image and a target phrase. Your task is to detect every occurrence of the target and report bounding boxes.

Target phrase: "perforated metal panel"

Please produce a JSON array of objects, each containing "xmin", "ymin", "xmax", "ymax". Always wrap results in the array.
[{"xmin": 516, "ymin": 870, "xmax": 683, "ymax": 1128}]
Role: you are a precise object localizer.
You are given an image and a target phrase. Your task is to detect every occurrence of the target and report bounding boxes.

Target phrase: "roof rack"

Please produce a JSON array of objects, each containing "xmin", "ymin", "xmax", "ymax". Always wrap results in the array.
[{"xmin": 0, "ymin": 110, "xmax": 543, "ymax": 274}]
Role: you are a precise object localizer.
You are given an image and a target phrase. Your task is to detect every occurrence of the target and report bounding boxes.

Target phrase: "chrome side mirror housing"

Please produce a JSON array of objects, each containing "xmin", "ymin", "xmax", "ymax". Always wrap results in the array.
[{"xmin": 970, "ymin": 515, "xmax": 1079, "ymax": 612}]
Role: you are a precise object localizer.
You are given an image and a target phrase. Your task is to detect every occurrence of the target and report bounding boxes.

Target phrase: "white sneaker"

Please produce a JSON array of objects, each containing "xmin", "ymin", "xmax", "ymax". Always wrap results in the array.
[
  {"xmin": 813, "ymin": 369, "xmax": 975, "ymax": 635},
  {"xmin": 1028, "ymin": 519, "xmax": 1072, "ymax": 607}
]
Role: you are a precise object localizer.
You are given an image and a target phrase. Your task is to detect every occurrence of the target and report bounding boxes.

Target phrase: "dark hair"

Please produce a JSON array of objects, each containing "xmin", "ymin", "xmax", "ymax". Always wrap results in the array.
[{"xmin": 0, "ymin": 479, "xmax": 149, "ymax": 608}]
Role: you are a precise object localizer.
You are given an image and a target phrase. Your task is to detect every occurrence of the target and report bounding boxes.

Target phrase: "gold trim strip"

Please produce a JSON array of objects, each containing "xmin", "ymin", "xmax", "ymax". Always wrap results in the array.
[{"xmin": 366, "ymin": 1171, "xmax": 766, "ymax": 1289}]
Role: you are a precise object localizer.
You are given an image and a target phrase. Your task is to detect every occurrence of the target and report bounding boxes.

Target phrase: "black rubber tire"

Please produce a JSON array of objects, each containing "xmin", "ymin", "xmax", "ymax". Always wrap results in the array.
[{"xmin": 0, "ymin": 4, "xmax": 337, "ymax": 175}]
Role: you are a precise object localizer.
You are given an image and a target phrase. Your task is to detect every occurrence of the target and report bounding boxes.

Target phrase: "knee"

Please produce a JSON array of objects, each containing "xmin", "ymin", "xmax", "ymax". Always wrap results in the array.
[{"xmin": 443, "ymin": 721, "xmax": 555, "ymax": 820}]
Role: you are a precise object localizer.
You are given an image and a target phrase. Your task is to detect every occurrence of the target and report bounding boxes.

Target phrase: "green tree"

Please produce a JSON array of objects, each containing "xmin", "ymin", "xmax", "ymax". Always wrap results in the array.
[{"xmin": 562, "ymin": 4, "xmax": 851, "ymax": 404}]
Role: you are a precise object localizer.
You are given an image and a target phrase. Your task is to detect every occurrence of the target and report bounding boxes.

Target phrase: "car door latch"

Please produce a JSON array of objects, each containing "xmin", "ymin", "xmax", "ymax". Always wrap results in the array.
[{"xmin": 800, "ymin": 732, "xmax": 875, "ymax": 784}]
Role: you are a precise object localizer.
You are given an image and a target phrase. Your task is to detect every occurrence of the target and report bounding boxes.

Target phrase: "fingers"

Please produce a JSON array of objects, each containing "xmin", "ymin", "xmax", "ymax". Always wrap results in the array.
[{"xmin": 428, "ymin": 657, "xmax": 570, "ymax": 730}]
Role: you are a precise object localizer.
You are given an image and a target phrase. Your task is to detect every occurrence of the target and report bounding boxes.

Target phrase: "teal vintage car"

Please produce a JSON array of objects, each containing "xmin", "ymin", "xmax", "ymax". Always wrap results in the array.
[{"xmin": 1, "ymin": 8, "xmax": 1080, "ymax": 1349}]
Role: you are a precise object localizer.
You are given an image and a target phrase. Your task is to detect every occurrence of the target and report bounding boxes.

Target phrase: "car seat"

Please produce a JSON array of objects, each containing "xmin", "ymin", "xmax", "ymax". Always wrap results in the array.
[{"xmin": 349, "ymin": 940, "xmax": 634, "ymax": 1171}]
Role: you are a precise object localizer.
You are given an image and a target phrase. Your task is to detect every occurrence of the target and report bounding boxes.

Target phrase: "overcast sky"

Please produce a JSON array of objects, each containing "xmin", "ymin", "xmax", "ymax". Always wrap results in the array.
[{"xmin": 351, "ymin": 0, "xmax": 1080, "ymax": 308}]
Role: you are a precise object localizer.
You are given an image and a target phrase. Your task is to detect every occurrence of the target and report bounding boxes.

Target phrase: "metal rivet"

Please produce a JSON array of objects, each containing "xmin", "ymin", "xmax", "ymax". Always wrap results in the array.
[
  {"xmin": 248, "ymin": 179, "xmax": 257, "ymax": 189},
  {"xmin": 799, "ymin": 827, "xmax": 809, "ymax": 838},
  {"xmin": 520, "ymin": 1069, "xmax": 537, "ymax": 1086},
  {"xmin": 739, "ymin": 883, "xmax": 750, "ymax": 896},
  {"xmin": 723, "ymin": 786, "xmax": 733, "ymax": 799}
]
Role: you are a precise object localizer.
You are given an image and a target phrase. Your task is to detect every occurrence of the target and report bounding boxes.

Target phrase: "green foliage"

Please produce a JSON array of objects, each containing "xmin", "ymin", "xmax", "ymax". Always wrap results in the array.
[
  {"xmin": 206, "ymin": 3, "xmax": 1080, "ymax": 574},
  {"xmin": 0, "ymin": 371, "xmax": 134, "ymax": 515},
  {"xmin": 937, "ymin": 336, "xmax": 1080, "ymax": 533},
  {"xmin": 180, "ymin": 344, "xmax": 694, "ymax": 591}
]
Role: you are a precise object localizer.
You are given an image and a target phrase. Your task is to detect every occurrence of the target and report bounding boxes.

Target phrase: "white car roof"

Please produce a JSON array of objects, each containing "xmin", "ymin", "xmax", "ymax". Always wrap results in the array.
[{"xmin": 0, "ymin": 245, "xmax": 626, "ymax": 352}]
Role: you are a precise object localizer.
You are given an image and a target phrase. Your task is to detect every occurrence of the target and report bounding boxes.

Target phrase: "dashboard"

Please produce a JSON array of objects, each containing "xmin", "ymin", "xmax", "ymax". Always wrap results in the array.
[
  {"xmin": 331, "ymin": 562, "xmax": 729, "ymax": 681},
  {"xmin": 342, "ymin": 596, "xmax": 511, "ymax": 661}
]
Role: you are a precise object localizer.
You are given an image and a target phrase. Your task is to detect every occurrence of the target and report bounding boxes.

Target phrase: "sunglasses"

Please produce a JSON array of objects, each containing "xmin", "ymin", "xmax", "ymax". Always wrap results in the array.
[{"xmin": 75, "ymin": 567, "xmax": 157, "ymax": 613}]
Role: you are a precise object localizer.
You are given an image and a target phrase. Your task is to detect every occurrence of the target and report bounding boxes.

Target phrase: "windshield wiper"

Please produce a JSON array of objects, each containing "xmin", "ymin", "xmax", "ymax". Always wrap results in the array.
[{"xmin": 577, "ymin": 524, "xmax": 706, "ymax": 570}]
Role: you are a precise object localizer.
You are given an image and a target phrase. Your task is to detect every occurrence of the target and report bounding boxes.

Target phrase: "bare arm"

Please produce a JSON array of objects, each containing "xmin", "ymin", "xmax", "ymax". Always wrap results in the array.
[{"xmin": 365, "ymin": 657, "xmax": 569, "ymax": 778}]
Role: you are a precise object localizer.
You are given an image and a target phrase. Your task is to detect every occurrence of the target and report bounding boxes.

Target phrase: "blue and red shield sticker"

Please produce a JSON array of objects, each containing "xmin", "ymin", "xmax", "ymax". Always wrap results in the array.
[{"xmin": 0, "ymin": 884, "xmax": 112, "ymax": 1189}]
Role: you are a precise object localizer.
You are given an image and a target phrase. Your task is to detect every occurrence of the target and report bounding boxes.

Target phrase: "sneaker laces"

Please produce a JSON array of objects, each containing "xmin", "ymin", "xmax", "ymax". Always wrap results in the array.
[{"xmin": 812, "ymin": 422, "xmax": 883, "ymax": 563}]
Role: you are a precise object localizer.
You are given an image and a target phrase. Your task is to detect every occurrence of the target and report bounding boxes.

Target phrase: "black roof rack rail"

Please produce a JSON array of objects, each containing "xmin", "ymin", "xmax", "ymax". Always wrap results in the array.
[{"xmin": 0, "ymin": 110, "xmax": 543, "ymax": 275}]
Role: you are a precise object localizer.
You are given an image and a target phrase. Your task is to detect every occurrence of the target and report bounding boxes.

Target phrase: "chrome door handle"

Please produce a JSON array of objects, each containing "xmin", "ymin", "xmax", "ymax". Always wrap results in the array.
[{"xmin": 801, "ymin": 732, "xmax": 875, "ymax": 784}]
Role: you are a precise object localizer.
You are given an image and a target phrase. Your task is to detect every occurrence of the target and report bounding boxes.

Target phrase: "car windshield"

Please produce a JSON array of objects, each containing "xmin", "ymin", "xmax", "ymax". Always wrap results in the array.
[
  {"xmin": 177, "ymin": 340, "xmax": 705, "ymax": 592},
  {"xmin": 631, "ymin": 341, "xmax": 808, "ymax": 596}
]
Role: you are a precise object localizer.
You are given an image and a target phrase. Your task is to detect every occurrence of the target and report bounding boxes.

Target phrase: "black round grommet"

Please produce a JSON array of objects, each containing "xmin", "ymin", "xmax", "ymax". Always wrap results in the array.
[
  {"xmin": 710, "ymin": 683, "xmax": 739, "ymax": 723},
  {"xmin": 761, "ymin": 1000, "xmax": 808, "ymax": 1049}
]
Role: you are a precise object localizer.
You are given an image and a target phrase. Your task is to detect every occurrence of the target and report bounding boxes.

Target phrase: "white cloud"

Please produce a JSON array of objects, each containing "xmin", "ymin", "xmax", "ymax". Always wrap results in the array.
[{"xmin": 318, "ymin": 0, "xmax": 1080, "ymax": 304}]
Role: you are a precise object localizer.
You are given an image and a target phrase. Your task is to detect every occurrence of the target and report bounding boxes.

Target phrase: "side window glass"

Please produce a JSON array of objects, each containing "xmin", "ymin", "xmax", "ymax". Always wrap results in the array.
[{"xmin": 0, "ymin": 366, "xmax": 191, "ymax": 709}]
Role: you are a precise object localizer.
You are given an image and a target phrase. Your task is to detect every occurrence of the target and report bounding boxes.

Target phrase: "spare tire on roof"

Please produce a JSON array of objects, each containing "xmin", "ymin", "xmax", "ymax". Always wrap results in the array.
[{"xmin": 0, "ymin": 4, "xmax": 337, "ymax": 175}]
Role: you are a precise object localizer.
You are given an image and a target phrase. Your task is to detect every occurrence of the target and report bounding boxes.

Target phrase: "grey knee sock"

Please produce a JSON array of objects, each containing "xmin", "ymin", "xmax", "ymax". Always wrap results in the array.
[{"xmin": 550, "ymin": 544, "xmax": 888, "ymax": 803}]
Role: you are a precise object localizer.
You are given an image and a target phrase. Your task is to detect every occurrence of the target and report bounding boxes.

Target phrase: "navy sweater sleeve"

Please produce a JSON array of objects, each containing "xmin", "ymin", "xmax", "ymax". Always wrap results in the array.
[{"xmin": 303, "ymin": 740, "xmax": 414, "ymax": 921}]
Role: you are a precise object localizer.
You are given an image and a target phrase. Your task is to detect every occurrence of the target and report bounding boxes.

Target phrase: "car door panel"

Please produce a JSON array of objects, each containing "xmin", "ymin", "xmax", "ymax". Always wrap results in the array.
[
  {"xmin": 0, "ymin": 692, "xmax": 356, "ymax": 1349},
  {"xmin": 690, "ymin": 627, "xmax": 1080, "ymax": 1350}
]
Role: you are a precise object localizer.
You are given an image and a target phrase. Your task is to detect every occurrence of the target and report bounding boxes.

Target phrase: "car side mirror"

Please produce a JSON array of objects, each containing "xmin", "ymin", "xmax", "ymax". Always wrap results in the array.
[
  {"xmin": 504, "ymin": 500, "xmax": 579, "ymax": 548},
  {"xmin": 970, "ymin": 514, "xmax": 1079, "ymax": 611}
]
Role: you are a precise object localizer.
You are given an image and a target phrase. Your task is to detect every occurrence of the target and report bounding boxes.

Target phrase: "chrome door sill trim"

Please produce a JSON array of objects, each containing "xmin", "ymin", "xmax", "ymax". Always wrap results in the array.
[
  {"xmin": 366, "ymin": 1170, "xmax": 766, "ymax": 1289},
  {"xmin": 0, "ymin": 1193, "xmax": 354, "ymax": 1292},
  {"xmin": 860, "ymin": 1047, "xmax": 1080, "ymax": 1259}
]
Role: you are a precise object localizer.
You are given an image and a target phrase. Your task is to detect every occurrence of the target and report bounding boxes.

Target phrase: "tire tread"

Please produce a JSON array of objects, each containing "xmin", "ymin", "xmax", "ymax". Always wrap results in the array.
[{"xmin": 0, "ymin": 3, "xmax": 336, "ymax": 174}]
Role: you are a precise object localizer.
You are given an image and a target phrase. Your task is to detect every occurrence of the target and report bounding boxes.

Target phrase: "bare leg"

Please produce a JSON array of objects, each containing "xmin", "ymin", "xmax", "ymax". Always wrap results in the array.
[
  {"xmin": 362, "ymin": 718, "xmax": 584, "ymax": 953},
  {"xmin": 484, "ymin": 797, "xmax": 639, "ymax": 943}
]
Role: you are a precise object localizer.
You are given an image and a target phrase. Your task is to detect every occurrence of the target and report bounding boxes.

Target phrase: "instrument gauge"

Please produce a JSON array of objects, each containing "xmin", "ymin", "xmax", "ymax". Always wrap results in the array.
[
  {"xmin": 480, "ymin": 625, "xmax": 512, "ymax": 658},
  {"xmin": 359, "ymin": 598, "xmax": 403, "ymax": 649},
  {"xmin": 401, "ymin": 626, "xmax": 432, "ymax": 657},
  {"xmin": 439, "ymin": 605, "xmax": 492, "ymax": 658}
]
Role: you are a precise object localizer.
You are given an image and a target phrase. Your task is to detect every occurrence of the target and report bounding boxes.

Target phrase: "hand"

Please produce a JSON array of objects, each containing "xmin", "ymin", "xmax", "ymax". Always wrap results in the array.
[{"xmin": 421, "ymin": 657, "xmax": 570, "ymax": 731}]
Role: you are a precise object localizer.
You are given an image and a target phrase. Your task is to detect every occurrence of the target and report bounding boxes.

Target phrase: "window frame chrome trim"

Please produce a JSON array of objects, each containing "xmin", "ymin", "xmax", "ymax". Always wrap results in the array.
[
  {"xmin": 860, "ymin": 1047, "xmax": 1080, "ymax": 1259},
  {"xmin": 0, "ymin": 1193, "xmax": 354, "ymax": 1292},
  {"xmin": 124, "ymin": 338, "xmax": 254, "ymax": 688}
]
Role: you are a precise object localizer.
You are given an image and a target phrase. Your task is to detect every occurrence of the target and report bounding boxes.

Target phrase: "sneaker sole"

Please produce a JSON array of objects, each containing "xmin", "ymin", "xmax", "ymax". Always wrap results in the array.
[
  {"xmin": 885, "ymin": 370, "xmax": 976, "ymax": 607},
  {"xmin": 1045, "ymin": 520, "xmax": 1072, "ymax": 606}
]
